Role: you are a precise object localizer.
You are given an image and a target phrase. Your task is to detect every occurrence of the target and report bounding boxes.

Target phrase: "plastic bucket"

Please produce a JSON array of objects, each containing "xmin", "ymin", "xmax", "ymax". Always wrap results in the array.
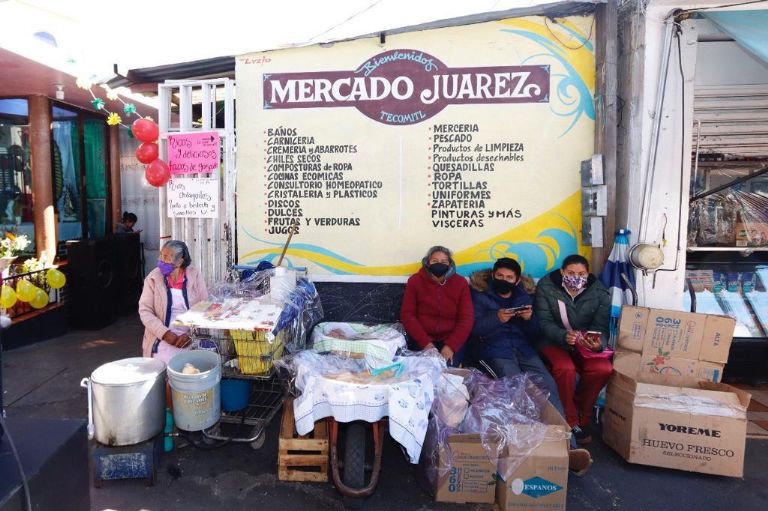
[
  {"xmin": 220, "ymin": 378, "xmax": 251, "ymax": 412},
  {"xmin": 167, "ymin": 351, "xmax": 221, "ymax": 431}
]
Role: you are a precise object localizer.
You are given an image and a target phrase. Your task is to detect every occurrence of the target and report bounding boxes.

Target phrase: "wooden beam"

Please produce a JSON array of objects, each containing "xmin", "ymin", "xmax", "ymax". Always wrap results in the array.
[
  {"xmin": 28, "ymin": 95, "xmax": 57, "ymax": 261},
  {"xmin": 593, "ymin": 2, "xmax": 619, "ymax": 273},
  {"xmin": 108, "ymin": 124, "xmax": 122, "ymax": 231}
]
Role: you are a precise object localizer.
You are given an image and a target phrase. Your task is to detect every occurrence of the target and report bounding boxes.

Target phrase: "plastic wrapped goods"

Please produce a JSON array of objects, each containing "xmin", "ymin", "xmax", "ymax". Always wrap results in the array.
[
  {"xmin": 420, "ymin": 369, "xmax": 557, "ymax": 486},
  {"xmin": 310, "ymin": 322, "xmax": 406, "ymax": 368}
]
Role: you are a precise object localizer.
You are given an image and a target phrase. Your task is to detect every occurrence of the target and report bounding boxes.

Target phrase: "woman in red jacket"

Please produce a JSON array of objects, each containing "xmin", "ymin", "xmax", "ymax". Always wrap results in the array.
[{"xmin": 400, "ymin": 246, "xmax": 474, "ymax": 366}]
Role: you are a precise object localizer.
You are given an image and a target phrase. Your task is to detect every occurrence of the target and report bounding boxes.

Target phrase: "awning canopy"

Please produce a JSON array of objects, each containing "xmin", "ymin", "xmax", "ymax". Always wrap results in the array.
[{"xmin": 703, "ymin": 10, "xmax": 768, "ymax": 66}]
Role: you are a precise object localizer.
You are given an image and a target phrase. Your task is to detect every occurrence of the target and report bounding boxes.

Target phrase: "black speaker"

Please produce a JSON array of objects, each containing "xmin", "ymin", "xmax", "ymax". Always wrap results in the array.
[
  {"xmin": 111, "ymin": 233, "xmax": 143, "ymax": 316},
  {"xmin": 65, "ymin": 238, "xmax": 119, "ymax": 330}
]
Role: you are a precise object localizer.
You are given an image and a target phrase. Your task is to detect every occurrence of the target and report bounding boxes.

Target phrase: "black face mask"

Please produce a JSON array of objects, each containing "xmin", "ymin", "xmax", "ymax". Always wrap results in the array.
[
  {"xmin": 492, "ymin": 278, "xmax": 516, "ymax": 295},
  {"xmin": 429, "ymin": 263, "xmax": 450, "ymax": 277}
]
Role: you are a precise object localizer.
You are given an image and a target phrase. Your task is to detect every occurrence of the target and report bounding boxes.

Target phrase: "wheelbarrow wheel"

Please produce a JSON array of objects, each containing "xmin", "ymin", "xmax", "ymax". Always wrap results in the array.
[{"xmin": 342, "ymin": 422, "xmax": 366, "ymax": 509}]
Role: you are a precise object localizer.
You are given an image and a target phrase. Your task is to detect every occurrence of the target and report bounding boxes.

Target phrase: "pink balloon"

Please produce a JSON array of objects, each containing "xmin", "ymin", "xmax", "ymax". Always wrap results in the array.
[
  {"xmin": 132, "ymin": 118, "xmax": 159, "ymax": 143},
  {"xmin": 135, "ymin": 142, "xmax": 159, "ymax": 164},
  {"xmin": 145, "ymin": 159, "xmax": 170, "ymax": 187}
]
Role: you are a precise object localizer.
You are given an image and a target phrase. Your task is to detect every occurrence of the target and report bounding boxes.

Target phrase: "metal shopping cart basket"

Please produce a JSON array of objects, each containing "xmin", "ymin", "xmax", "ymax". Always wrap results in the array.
[{"xmin": 191, "ymin": 326, "xmax": 289, "ymax": 449}]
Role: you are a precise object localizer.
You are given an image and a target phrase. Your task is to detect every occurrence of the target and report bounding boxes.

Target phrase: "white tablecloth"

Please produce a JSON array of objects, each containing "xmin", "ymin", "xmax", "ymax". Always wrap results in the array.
[{"xmin": 292, "ymin": 354, "xmax": 443, "ymax": 463}]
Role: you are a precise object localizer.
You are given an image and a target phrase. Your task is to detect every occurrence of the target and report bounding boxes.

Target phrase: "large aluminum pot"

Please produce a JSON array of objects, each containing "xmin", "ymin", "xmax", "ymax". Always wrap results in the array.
[{"xmin": 81, "ymin": 357, "xmax": 166, "ymax": 446}]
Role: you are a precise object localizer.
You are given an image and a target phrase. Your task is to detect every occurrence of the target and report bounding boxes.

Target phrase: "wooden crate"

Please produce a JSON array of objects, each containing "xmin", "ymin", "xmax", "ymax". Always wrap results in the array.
[{"xmin": 278, "ymin": 399, "xmax": 329, "ymax": 482}]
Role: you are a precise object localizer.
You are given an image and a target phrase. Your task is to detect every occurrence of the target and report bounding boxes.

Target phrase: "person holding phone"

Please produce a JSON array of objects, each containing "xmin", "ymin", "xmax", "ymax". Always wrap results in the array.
[
  {"xmin": 400, "ymin": 245, "xmax": 473, "ymax": 367},
  {"xmin": 468, "ymin": 258, "xmax": 564, "ymax": 413},
  {"xmin": 534, "ymin": 254, "xmax": 612, "ymax": 445}
]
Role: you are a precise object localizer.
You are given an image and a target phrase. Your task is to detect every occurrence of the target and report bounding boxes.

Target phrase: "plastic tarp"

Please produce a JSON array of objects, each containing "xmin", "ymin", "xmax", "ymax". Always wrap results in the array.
[{"xmin": 704, "ymin": 11, "xmax": 768, "ymax": 67}]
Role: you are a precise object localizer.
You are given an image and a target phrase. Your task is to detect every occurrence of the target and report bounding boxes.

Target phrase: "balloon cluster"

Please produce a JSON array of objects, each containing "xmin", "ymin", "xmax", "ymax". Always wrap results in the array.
[
  {"xmin": 76, "ymin": 78, "xmax": 168, "ymax": 187},
  {"xmin": 132, "ymin": 118, "xmax": 170, "ymax": 187},
  {"xmin": 0, "ymin": 269, "xmax": 66, "ymax": 310}
]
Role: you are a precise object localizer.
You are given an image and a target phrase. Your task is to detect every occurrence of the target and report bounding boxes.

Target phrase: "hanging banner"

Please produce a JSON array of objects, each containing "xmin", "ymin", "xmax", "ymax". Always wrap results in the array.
[
  {"xmin": 236, "ymin": 15, "xmax": 596, "ymax": 280},
  {"xmin": 167, "ymin": 177, "xmax": 219, "ymax": 218},
  {"xmin": 168, "ymin": 131, "xmax": 220, "ymax": 174}
]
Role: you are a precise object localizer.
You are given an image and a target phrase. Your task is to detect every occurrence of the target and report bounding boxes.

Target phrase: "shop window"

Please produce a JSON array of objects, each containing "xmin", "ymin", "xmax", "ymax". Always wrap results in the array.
[
  {"xmin": 52, "ymin": 105, "xmax": 83, "ymax": 241},
  {"xmin": 51, "ymin": 105, "xmax": 110, "ymax": 242},
  {"xmin": 83, "ymin": 118, "xmax": 107, "ymax": 239},
  {"xmin": 0, "ymin": 98, "xmax": 34, "ymax": 251}
]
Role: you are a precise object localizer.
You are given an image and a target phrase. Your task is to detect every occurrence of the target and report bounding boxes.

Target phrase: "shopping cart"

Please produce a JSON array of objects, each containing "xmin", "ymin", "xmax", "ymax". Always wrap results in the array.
[
  {"xmin": 179, "ymin": 264, "xmax": 322, "ymax": 449},
  {"xmin": 191, "ymin": 327, "xmax": 287, "ymax": 449}
]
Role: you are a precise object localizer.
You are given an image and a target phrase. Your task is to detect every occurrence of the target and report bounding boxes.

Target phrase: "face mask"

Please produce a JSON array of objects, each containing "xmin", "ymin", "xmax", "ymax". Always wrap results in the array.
[
  {"xmin": 428, "ymin": 263, "xmax": 450, "ymax": 277},
  {"xmin": 562, "ymin": 274, "xmax": 588, "ymax": 291},
  {"xmin": 158, "ymin": 260, "xmax": 175, "ymax": 276},
  {"xmin": 492, "ymin": 278, "xmax": 516, "ymax": 295}
]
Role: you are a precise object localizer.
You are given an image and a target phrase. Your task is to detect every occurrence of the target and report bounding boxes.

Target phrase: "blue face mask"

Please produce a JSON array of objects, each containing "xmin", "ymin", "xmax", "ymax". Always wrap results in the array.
[{"xmin": 157, "ymin": 260, "xmax": 175, "ymax": 276}]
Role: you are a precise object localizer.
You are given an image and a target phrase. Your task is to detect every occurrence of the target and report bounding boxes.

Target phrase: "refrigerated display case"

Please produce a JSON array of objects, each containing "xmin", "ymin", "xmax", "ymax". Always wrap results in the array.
[{"xmin": 685, "ymin": 252, "xmax": 768, "ymax": 382}]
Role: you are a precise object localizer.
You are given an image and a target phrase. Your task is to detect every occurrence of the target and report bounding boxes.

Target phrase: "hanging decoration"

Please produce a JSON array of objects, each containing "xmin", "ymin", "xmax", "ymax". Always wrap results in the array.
[
  {"xmin": 131, "ymin": 118, "xmax": 159, "ymax": 143},
  {"xmin": 75, "ymin": 77, "xmax": 169, "ymax": 189},
  {"xmin": 135, "ymin": 142, "xmax": 159, "ymax": 164},
  {"xmin": 76, "ymin": 77, "xmax": 147, "ymax": 129},
  {"xmin": 145, "ymin": 158, "xmax": 171, "ymax": 187},
  {"xmin": 46, "ymin": 268, "xmax": 67, "ymax": 289}
]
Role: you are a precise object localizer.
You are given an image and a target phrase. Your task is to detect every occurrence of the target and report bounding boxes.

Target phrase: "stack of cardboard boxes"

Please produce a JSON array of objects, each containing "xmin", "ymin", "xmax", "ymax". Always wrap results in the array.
[
  {"xmin": 430, "ymin": 372, "xmax": 571, "ymax": 510},
  {"xmin": 602, "ymin": 306, "xmax": 751, "ymax": 477},
  {"xmin": 426, "ymin": 307, "xmax": 751, "ymax": 510}
]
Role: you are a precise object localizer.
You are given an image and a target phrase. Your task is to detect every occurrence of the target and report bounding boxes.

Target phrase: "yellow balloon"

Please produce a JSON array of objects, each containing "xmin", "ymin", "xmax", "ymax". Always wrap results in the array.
[
  {"xmin": 16, "ymin": 279, "xmax": 35, "ymax": 302},
  {"xmin": 46, "ymin": 268, "xmax": 66, "ymax": 289},
  {"xmin": 0, "ymin": 285, "xmax": 16, "ymax": 308},
  {"xmin": 30, "ymin": 287, "xmax": 49, "ymax": 309}
]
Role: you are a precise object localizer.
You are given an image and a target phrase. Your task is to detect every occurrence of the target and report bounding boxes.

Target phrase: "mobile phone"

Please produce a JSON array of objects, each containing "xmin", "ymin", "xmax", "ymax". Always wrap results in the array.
[
  {"xmin": 585, "ymin": 331, "xmax": 602, "ymax": 341},
  {"xmin": 504, "ymin": 305, "xmax": 531, "ymax": 313}
]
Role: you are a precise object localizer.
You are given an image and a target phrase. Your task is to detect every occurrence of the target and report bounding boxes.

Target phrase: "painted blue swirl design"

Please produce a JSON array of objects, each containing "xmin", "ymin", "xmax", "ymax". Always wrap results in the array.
[{"xmin": 501, "ymin": 27, "xmax": 594, "ymax": 137}]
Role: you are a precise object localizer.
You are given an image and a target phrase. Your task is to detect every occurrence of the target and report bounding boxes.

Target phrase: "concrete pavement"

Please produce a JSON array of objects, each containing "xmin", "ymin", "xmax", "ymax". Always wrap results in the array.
[{"xmin": 3, "ymin": 315, "xmax": 767, "ymax": 511}]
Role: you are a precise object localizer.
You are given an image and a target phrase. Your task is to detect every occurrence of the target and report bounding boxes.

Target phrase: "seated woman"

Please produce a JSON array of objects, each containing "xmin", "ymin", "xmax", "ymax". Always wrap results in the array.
[
  {"xmin": 400, "ymin": 245, "xmax": 473, "ymax": 366},
  {"xmin": 534, "ymin": 254, "xmax": 612, "ymax": 445},
  {"xmin": 139, "ymin": 240, "xmax": 208, "ymax": 364}
]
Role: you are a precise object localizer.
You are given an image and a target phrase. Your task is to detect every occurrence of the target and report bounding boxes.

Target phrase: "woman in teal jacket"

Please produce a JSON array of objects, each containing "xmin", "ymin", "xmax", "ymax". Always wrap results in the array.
[{"xmin": 534, "ymin": 254, "xmax": 612, "ymax": 445}]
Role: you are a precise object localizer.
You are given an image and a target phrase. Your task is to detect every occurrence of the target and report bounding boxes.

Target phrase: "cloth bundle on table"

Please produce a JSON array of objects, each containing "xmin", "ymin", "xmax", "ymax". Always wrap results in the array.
[
  {"xmin": 280, "ymin": 350, "xmax": 444, "ymax": 463},
  {"xmin": 310, "ymin": 322, "xmax": 406, "ymax": 369}
]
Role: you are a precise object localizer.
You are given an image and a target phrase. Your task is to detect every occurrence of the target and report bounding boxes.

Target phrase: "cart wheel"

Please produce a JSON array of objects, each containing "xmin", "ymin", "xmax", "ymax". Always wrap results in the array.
[
  {"xmin": 343, "ymin": 422, "xmax": 366, "ymax": 489},
  {"xmin": 201, "ymin": 432, "xmax": 218, "ymax": 445},
  {"xmin": 250, "ymin": 433, "xmax": 266, "ymax": 450}
]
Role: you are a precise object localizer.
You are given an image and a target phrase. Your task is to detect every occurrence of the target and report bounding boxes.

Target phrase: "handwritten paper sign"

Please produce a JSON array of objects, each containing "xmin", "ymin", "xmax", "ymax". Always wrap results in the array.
[
  {"xmin": 168, "ymin": 131, "xmax": 220, "ymax": 174},
  {"xmin": 167, "ymin": 178, "xmax": 219, "ymax": 218}
]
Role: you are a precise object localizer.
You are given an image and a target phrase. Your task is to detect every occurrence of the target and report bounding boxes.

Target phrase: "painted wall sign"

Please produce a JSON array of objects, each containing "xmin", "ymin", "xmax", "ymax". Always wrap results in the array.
[
  {"xmin": 168, "ymin": 131, "xmax": 220, "ymax": 174},
  {"xmin": 263, "ymin": 50, "xmax": 549, "ymax": 126},
  {"xmin": 167, "ymin": 177, "xmax": 219, "ymax": 218},
  {"xmin": 236, "ymin": 16, "xmax": 596, "ymax": 280}
]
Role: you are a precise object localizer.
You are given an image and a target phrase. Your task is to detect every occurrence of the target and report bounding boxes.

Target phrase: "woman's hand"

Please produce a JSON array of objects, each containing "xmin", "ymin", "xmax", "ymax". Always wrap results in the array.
[
  {"xmin": 565, "ymin": 331, "xmax": 579, "ymax": 346},
  {"xmin": 175, "ymin": 333, "xmax": 191, "ymax": 349},
  {"xmin": 440, "ymin": 345, "xmax": 454, "ymax": 364},
  {"xmin": 162, "ymin": 331, "xmax": 190, "ymax": 348}
]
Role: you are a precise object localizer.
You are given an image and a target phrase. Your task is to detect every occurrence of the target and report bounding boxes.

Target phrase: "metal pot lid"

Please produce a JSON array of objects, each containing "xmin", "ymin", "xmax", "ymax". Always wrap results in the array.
[{"xmin": 91, "ymin": 357, "xmax": 166, "ymax": 385}]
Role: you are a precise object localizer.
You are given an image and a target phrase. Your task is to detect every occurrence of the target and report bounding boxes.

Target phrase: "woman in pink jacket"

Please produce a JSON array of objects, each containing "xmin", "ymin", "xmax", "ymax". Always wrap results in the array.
[{"xmin": 139, "ymin": 240, "xmax": 208, "ymax": 363}]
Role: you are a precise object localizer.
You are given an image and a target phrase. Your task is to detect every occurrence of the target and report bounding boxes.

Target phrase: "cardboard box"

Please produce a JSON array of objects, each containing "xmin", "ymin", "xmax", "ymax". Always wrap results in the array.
[
  {"xmin": 736, "ymin": 221, "xmax": 768, "ymax": 247},
  {"xmin": 617, "ymin": 306, "xmax": 736, "ymax": 386},
  {"xmin": 496, "ymin": 403, "xmax": 570, "ymax": 511},
  {"xmin": 602, "ymin": 358, "xmax": 751, "ymax": 477},
  {"xmin": 431, "ymin": 368, "xmax": 497, "ymax": 504},
  {"xmin": 434, "ymin": 434, "xmax": 498, "ymax": 504}
]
